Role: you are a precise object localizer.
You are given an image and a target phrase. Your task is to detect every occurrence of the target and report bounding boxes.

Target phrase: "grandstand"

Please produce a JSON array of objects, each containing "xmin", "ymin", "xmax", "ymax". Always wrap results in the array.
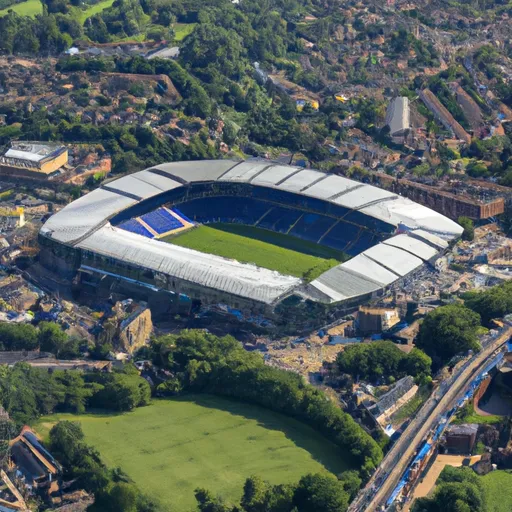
[
  {"xmin": 118, "ymin": 207, "xmax": 192, "ymax": 238},
  {"xmin": 39, "ymin": 160, "xmax": 463, "ymax": 330}
]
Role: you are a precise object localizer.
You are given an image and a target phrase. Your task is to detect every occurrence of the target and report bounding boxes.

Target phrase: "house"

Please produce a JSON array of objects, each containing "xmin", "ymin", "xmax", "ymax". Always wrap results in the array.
[
  {"xmin": 443, "ymin": 424, "xmax": 479, "ymax": 454},
  {"xmin": 367, "ymin": 376, "xmax": 418, "ymax": 426},
  {"xmin": 9, "ymin": 427, "xmax": 62, "ymax": 491}
]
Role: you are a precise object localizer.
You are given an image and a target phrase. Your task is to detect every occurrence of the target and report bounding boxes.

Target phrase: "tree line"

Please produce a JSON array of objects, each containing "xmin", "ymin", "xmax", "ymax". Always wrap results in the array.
[
  {"xmin": 0, "ymin": 362, "xmax": 150, "ymax": 425},
  {"xmin": 146, "ymin": 329, "xmax": 383, "ymax": 478},
  {"xmin": 0, "ymin": 321, "xmax": 82, "ymax": 358},
  {"xmin": 195, "ymin": 471, "xmax": 362, "ymax": 512}
]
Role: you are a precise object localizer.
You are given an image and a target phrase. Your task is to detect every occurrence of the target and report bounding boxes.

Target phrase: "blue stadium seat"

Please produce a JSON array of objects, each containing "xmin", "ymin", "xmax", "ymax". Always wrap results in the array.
[
  {"xmin": 172, "ymin": 207, "xmax": 193, "ymax": 224},
  {"xmin": 321, "ymin": 221, "xmax": 365, "ymax": 254},
  {"xmin": 140, "ymin": 208, "xmax": 184, "ymax": 235},
  {"xmin": 118, "ymin": 219, "xmax": 154, "ymax": 238},
  {"xmin": 289, "ymin": 213, "xmax": 336, "ymax": 243},
  {"xmin": 258, "ymin": 207, "xmax": 302, "ymax": 233}
]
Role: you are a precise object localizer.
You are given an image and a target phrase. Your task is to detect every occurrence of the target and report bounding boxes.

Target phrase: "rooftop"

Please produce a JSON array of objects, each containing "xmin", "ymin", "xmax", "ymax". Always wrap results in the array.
[{"xmin": 3, "ymin": 142, "xmax": 66, "ymax": 163}]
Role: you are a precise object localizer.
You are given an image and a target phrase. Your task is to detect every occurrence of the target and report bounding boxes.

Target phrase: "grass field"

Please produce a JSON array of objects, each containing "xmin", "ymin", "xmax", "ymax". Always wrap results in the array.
[
  {"xmin": 0, "ymin": 0, "xmax": 114, "ymax": 19},
  {"xmin": 165, "ymin": 223, "xmax": 346, "ymax": 280},
  {"xmin": 481, "ymin": 470, "xmax": 512, "ymax": 511},
  {"xmin": 77, "ymin": 0, "xmax": 115, "ymax": 23},
  {"xmin": 0, "ymin": 0, "xmax": 41, "ymax": 17},
  {"xmin": 35, "ymin": 395, "xmax": 351, "ymax": 511},
  {"xmin": 174, "ymin": 22, "xmax": 196, "ymax": 41}
]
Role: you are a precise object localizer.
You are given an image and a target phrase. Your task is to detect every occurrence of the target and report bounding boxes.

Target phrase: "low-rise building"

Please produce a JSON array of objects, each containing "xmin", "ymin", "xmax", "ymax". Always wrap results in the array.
[
  {"xmin": 357, "ymin": 306, "xmax": 401, "ymax": 335},
  {"xmin": 386, "ymin": 96, "xmax": 410, "ymax": 137},
  {"xmin": 9, "ymin": 427, "xmax": 61, "ymax": 492},
  {"xmin": 0, "ymin": 142, "xmax": 68, "ymax": 180},
  {"xmin": 367, "ymin": 376, "xmax": 418, "ymax": 426},
  {"xmin": 443, "ymin": 424, "xmax": 479, "ymax": 454}
]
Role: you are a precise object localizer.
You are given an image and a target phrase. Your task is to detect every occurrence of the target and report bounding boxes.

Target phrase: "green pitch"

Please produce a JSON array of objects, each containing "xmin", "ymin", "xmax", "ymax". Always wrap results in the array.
[
  {"xmin": 35, "ymin": 396, "xmax": 351, "ymax": 511},
  {"xmin": 164, "ymin": 223, "xmax": 347, "ymax": 280}
]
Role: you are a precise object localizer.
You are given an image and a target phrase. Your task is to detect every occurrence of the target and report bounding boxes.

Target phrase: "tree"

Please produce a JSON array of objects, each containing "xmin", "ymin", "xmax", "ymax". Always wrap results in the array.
[
  {"xmin": 402, "ymin": 348, "xmax": 432, "ymax": 381},
  {"xmin": 415, "ymin": 304, "xmax": 481, "ymax": 367},
  {"xmin": 413, "ymin": 466, "xmax": 485, "ymax": 512},
  {"xmin": 337, "ymin": 470, "xmax": 362, "ymax": 501},
  {"xmin": 98, "ymin": 482, "xmax": 139, "ymax": 512},
  {"xmin": 463, "ymin": 281, "xmax": 512, "ymax": 325},
  {"xmin": 88, "ymin": 373, "xmax": 151, "ymax": 411},
  {"xmin": 38, "ymin": 321, "xmax": 68, "ymax": 356},
  {"xmin": 458, "ymin": 216, "xmax": 474, "ymax": 241},
  {"xmin": 0, "ymin": 323, "xmax": 38, "ymax": 350},
  {"xmin": 336, "ymin": 341, "xmax": 431, "ymax": 384},
  {"xmin": 292, "ymin": 473, "xmax": 349, "ymax": 512},
  {"xmin": 180, "ymin": 24, "xmax": 246, "ymax": 79}
]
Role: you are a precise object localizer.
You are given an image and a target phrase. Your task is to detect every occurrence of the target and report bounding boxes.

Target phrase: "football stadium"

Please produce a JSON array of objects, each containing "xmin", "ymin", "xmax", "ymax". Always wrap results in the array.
[{"xmin": 39, "ymin": 160, "xmax": 463, "ymax": 330}]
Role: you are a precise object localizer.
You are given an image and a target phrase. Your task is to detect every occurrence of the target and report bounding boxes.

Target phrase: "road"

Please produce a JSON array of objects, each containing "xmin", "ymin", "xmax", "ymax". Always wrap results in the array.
[{"xmin": 349, "ymin": 326, "xmax": 512, "ymax": 512}]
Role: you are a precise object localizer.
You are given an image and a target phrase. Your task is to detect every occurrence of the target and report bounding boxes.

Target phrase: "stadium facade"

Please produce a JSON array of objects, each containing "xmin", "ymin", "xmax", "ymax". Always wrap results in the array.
[{"xmin": 39, "ymin": 160, "xmax": 463, "ymax": 330}]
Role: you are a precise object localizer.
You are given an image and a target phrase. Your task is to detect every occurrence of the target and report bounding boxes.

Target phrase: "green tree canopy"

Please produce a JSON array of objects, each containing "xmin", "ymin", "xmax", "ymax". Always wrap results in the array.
[
  {"xmin": 462, "ymin": 281, "xmax": 512, "ymax": 325},
  {"xmin": 336, "ymin": 341, "xmax": 431, "ymax": 384},
  {"xmin": 415, "ymin": 304, "xmax": 481, "ymax": 367},
  {"xmin": 292, "ymin": 473, "xmax": 349, "ymax": 512},
  {"xmin": 457, "ymin": 216, "xmax": 474, "ymax": 241}
]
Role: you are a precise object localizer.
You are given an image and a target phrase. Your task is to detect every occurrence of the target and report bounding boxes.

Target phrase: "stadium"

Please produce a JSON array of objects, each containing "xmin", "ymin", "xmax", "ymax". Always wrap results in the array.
[{"xmin": 39, "ymin": 160, "xmax": 463, "ymax": 330}]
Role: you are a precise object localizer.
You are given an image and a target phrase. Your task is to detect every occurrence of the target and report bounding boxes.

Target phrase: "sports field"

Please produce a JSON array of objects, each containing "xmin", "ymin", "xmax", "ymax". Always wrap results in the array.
[
  {"xmin": 481, "ymin": 470, "xmax": 512, "ymax": 511},
  {"xmin": 165, "ymin": 223, "xmax": 346, "ymax": 280},
  {"xmin": 35, "ymin": 395, "xmax": 350, "ymax": 511}
]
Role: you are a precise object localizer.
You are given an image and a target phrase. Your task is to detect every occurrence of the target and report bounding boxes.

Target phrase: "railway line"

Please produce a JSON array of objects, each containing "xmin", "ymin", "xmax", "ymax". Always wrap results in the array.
[{"xmin": 349, "ymin": 325, "xmax": 512, "ymax": 511}]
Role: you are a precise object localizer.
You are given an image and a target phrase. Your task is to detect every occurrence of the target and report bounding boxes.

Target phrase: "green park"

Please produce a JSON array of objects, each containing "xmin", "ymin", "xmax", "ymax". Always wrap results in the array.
[{"xmin": 36, "ymin": 395, "xmax": 351, "ymax": 511}]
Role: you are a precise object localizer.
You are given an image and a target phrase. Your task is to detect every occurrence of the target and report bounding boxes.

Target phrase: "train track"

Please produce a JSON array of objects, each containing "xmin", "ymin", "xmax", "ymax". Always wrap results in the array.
[{"xmin": 349, "ymin": 325, "xmax": 512, "ymax": 511}]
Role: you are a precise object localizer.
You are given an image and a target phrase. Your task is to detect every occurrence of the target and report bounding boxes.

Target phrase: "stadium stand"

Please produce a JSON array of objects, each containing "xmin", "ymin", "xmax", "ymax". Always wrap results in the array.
[
  {"xmin": 257, "ymin": 206, "xmax": 303, "ymax": 233},
  {"xmin": 175, "ymin": 196, "xmax": 377, "ymax": 254},
  {"xmin": 172, "ymin": 207, "xmax": 194, "ymax": 224},
  {"xmin": 289, "ymin": 213, "xmax": 336, "ymax": 243},
  {"xmin": 140, "ymin": 207, "xmax": 184, "ymax": 235},
  {"xmin": 118, "ymin": 219, "xmax": 154, "ymax": 238}
]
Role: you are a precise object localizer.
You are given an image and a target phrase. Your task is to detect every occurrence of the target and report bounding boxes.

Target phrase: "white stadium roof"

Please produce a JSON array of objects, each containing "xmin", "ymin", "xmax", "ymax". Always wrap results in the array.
[{"xmin": 41, "ymin": 160, "xmax": 463, "ymax": 306}]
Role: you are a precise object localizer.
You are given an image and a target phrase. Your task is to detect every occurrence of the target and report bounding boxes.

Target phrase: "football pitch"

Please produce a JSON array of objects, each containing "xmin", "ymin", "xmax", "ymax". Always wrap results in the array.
[
  {"xmin": 35, "ymin": 395, "xmax": 351, "ymax": 511},
  {"xmin": 164, "ymin": 223, "xmax": 347, "ymax": 280}
]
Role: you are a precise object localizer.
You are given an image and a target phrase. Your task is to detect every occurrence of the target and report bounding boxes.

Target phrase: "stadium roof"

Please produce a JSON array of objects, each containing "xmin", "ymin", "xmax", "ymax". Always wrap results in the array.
[{"xmin": 41, "ymin": 160, "xmax": 463, "ymax": 306}]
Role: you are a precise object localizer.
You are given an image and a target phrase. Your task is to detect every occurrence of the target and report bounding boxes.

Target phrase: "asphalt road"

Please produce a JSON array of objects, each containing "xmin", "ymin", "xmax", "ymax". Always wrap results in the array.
[{"xmin": 349, "ymin": 326, "xmax": 512, "ymax": 512}]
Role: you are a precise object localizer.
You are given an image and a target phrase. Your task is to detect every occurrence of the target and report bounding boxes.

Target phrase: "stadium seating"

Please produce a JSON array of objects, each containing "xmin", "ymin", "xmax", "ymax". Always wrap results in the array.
[
  {"xmin": 257, "ymin": 206, "xmax": 303, "ymax": 233},
  {"xmin": 175, "ymin": 196, "xmax": 378, "ymax": 255},
  {"xmin": 140, "ymin": 208, "xmax": 184, "ymax": 235},
  {"xmin": 118, "ymin": 192, "xmax": 379, "ymax": 254},
  {"xmin": 289, "ymin": 213, "xmax": 337, "ymax": 243},
  {"xmin": 118, "ymin": 219, "xmax": 154, "ymax": 238},
  {"xmin": 172, "ymin": 207, "xmax": 193, "ymax": 224},
  {"xmin": 321, "ymin": 221, "xmax": 362, "ymax": 253},
  {"xmin": 176, "ymin": 197, "xmax": 270, "ymax": 225}
]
